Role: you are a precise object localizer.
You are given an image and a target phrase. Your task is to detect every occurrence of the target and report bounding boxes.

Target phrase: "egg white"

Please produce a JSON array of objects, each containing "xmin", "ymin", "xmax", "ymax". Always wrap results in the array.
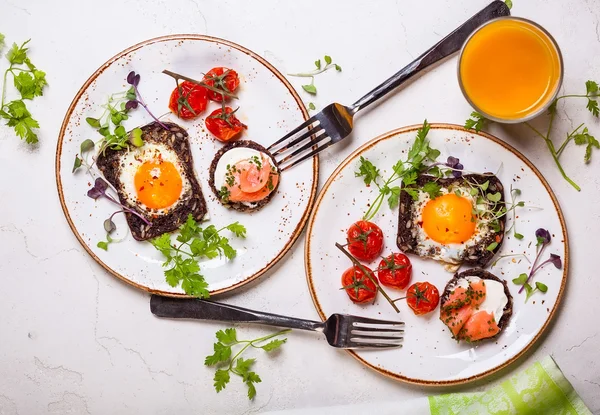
[
  {"xmin": 116, "ymin": 143, "xmax": 192, "ymax": 214},
  {"xmin": 410, "ymin": 185, "xmax": 493, "ymax": 266}
]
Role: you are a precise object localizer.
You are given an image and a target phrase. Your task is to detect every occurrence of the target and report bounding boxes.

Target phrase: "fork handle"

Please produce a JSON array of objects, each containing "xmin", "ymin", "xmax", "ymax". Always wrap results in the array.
[
  {"xmin": 150, "ymin": 295, "xmax": 324, "ymax": 332},
  {"xmin": 350, "ymin": 0, "xmax": 510, "ymax": 114}
]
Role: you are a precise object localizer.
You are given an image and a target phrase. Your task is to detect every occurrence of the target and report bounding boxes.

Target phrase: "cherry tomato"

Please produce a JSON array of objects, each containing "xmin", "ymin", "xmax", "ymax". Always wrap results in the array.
[
  {"xmin": 205, "ymin": 107, "xmax": 247, "ymax": 142},
  {"xmin": 406, "ymin": 282, "xmax": 440, "ymax": 315},
  {"xmin": 347, "ymin": 221, "xmax": 384, "ymax": 262},
  {"xmin": 377, "ymin": 253, "xmax": 412, "ymax": 290},
  {"xmin": 168, "ymin": 81, "xmax": 208, "ymax": 120},
  {"xmin": 341, "ymin": 265, "xmax": 378, "ymax": 303},
  {"xmin": 203, "ymin": 67, "xmax": 240, "ymax": 102}
]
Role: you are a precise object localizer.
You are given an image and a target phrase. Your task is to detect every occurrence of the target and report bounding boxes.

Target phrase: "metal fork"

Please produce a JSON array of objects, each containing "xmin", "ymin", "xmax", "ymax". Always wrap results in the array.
[
  {"xmin": 150, "ymin": 295, "xmax": 404, "ymax": 349},
  {"xmin": 269, "ymin": 1, "xmax": 510, "ymax": 171}
]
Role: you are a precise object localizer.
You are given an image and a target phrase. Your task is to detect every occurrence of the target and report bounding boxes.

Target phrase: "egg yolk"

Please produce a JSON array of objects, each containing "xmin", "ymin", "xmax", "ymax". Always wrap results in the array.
[
  {"xmin": 134, "ymin": 160, "xmax": 183, "ymax": 210},
  {"xmin": 421, "ymin": 193, "xmax": 476, "ymax": 244}
]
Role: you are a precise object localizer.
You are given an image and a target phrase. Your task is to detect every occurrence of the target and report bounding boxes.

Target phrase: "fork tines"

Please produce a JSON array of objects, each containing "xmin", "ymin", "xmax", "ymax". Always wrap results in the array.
[
  {"xmin": 267, "ymin": 116, "xmax": 332, "ymax": 171},
  {"xmin": 349, "ymin": 317, "xmax": 405, "ymax": 349}
]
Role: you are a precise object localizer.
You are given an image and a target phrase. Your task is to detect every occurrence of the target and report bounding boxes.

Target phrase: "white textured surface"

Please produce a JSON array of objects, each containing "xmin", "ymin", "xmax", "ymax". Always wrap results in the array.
[{"xmin": 1, "ymin": 0, "xmax": 599, "ymax": 414}]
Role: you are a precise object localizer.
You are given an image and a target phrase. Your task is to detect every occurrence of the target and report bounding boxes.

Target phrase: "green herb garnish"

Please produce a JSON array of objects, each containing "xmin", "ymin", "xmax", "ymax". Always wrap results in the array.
[
  {"xmin": 0, "ymin": 37, "xmax": 47, "ymax": 144},
  {"xmin": 288, "ymin": 55, "xmax": 342, "ymax": 95},
  {"xmin": 465, "ymin": 80, "xmax": 600, "ymax": 191},
  {"xmin": 205, "ymin": 327, "xmax": 289, "ymax": 400},
  {"xmin": 150, "ymin": 215, "xmax": 246, "ymax": 298},
  {"xmin": 356, "ymin": 120, "xmax": 439, "ymax": 220}
]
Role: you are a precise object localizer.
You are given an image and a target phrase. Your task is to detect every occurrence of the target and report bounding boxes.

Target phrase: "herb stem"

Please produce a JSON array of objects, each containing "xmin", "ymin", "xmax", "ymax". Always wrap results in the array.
[
  {"xmin": 132, "ymin": 86, "xmax": 170, "ymax": 130},
  {"xmin": 556, "ymin": 122, "xmax": 585, "ymax": 157},
  {"xmin": 287, "ymin": 64, "xmax": 336, "ymax": 77},
  {"xmin": 525, "ymin": 122, "xmax": 581, "ymax": 191},
  {"xmin": 162, "ymin": 69, "xmax": 238, "ymax": 99},
  {"xmin": 335, "ymin": 242, "xmax": 400, "ymax": 313}
]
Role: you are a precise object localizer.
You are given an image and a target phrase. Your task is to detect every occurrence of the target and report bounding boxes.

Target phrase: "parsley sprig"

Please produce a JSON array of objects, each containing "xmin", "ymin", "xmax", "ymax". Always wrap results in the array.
[
  {"xmin": 0, "ymin": 37, "xmax": 47, "ymax": 144},
  {"xmin": 356, "ymin": 120, "xmax": 439, "ymax": 221},
  {"xmin": 150, "ymin": 215, "xmax": 246, "ymax": 298},
  {"xmin": 288, "ymin": 55, "xmax": 342, "ymax": 95},
  {"xmin": 465, "ymin": 80, "xmax": 600, "ymax": 191},
  {"xmin": 205, "ymin": 328, "xmax": 289, "ymax": 400}
]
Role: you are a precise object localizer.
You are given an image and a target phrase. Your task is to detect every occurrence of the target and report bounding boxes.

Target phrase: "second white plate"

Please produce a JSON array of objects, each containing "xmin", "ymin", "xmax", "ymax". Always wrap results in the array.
[{"xmin": 305, "ymin": 124, "xmax": 568, "ymax": 385}]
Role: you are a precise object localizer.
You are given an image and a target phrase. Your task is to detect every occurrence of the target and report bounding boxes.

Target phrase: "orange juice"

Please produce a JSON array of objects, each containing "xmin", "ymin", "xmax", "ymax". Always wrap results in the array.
[{"xmin": 459, "ymin": 18, "xmax": 562, "ymax": 121}]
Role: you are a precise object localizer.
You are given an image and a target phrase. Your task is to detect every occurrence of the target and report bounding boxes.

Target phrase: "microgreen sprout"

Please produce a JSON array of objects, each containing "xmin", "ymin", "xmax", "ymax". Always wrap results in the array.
[
  {"xmin": 288, "ymin": 55, "xmax": 342, "ymax": 95},
  {"xmin": 491, "ymin": 253, "xmax": 530, "ymax": 268},
  {"xmin": 87, "ymin": 177, "xmax": 151, "ymax": 227},
  {"xmin": 125, "ymin": 71, "xmax": 169, "ymax": 130},
  {"xmin": 513, "ymin": 228, "xmax": 562, "ymax": 301}
]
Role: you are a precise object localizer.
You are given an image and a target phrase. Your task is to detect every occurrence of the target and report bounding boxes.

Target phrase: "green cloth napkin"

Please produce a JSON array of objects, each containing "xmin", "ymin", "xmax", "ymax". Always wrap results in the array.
[{"xmin": 429, "ymin": 356, "xmax": 592, "ymax": 415}]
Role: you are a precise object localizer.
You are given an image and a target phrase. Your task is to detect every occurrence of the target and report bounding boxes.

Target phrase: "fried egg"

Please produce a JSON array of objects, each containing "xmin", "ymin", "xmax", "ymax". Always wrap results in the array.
[
  {"xmin": 117, "ymin": 143, "xmax": 192, "ymax": 214},
  {"xmin": 411, "ymin": 186, "xmax": 493, "ymax": 266}
]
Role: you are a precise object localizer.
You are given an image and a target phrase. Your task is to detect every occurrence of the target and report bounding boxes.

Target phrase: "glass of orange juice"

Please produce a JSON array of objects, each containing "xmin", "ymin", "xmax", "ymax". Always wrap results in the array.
[{"xmin": 458, "ymin": 17, "xmax": 563, "ymax": 123}]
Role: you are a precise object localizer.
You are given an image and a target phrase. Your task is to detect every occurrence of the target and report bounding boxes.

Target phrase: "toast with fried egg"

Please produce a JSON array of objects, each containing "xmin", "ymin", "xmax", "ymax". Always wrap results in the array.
[
  {"xmin": 397, "ymin": 173, "xmax": 505, "ymax": 268},
  {"xmin": 96, "ymin": 121, "xmax": 207, "ymax": 241}
]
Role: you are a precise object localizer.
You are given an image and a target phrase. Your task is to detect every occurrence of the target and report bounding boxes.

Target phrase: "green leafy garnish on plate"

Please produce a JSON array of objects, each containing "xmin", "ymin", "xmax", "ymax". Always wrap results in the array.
[{"xmin": 150, "ymin": 215, "xmax": 246, "ymax": 298}]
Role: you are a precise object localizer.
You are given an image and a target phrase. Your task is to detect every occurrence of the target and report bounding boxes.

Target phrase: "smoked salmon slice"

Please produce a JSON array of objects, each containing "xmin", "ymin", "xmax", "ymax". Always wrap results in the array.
[
  {"xmin": 440, "ymin": 279, "xmax": 491, "ymax": 340},
  {"xmin": 458, "ymin": 310, "xmax": 500, "ymax": 342}
]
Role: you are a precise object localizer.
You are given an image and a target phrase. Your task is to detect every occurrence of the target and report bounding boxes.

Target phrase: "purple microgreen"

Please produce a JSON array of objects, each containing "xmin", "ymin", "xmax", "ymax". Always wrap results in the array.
[
  {"xmin": 87, "ymin": 178, "xmax": 151, "ymax": 226},
  {"xmin": 87, "ymin": 177, "xmax": 108, "ymax": 199},
  {"xmin": 128, "ymin": 79, "xmax": 169, "ymax": 130},
  {"xmin": 535, "ymin": 228, "xmax": 551, "ymax": 246},
  {"xmin": 104, "ymin": 217, "xmax": 117, "ymax": 234},
  {"xmin": 125, "ymin": 100, "xmax": 138, "ymax": 110},
  {"xmin": 127, "ymin": 71, "xmax": 136, "ymax": 85},
  {"xmin": 516, "ymin": 228, "xmax": 560, "ymax": 297},
  {"xmin": 445, "ymin": 156, "xmax": 464, "ymax": 178}
]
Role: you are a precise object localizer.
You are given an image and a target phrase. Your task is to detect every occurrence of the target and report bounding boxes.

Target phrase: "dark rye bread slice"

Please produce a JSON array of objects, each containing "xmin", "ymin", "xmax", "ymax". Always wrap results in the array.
[
  {"xmin": 96, "ymin": 121, "xmax": 207, "ymax": 241},
  {"xmin": 440, "ymin": 268, "xmax": 513, "ymax": 341},
  {"xmin": 397, "ymin": 173, "xmax": 506, "ymax": 267},
  {"xmin": 208, "ymin": 140, "xmax": 280, "ymax": 212}
]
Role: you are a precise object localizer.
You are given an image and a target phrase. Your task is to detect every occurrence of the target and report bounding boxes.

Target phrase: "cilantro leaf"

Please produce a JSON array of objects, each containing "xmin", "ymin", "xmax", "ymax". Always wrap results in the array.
[
  {"xmin": 213, "ymin": 369, "xmax": 230, "ymax": 392},
  {"xmin": 586, "ymin": 99, "xmax": 599, "ymax": 117},
  {"xmin": 573, "ymin": 127, "xmax": 599, "ymax": 163},
  {"xmin": 404, "ymin": 187, "xmax": 419, "ymax": 201},
  {"xmin": 205, "ymin": 342, "xmax": 232, "ymax": 366},
  {"xmin": 181, "ymin": 275, "xmax": 209, "ymax": 298},
  {"xmin": 355, "ymin": 156, "xmax": 380, "ymax": 186},
  {"xmin": 422, "ymin": 181, "xmax": 441, "ymax": 199},
  {"xmin": 216, "ymin": 328, "xmax": 237, "ymax": 344},
  {"xmin": 464, "ymin": 111, "xmax": 488, "ymax": 132},
  {"xmin": 260, "ymin": 338, "xmax": 287, "ymax": 351},
  {"xmin": 387, "ymin": 186, "xmax": 401, "ymax": 209},
  {"xmin": 150, "ymin": 234, "xmax": 173, "ymax": 259},
  {"xmin": 13, "ymin": 72, "xmax": 36, "ymax": 99},
  {"xmin": 235, "ymin": 357, "xmax": 256, "ymax": 375},
  {"xmin": 226, "ymin": 222, "xmax": 247, "ymax": 238},
  {"xmin": 6, "ymin": 40, "xmax": 30, "ymax": 64},
  {"xmin": 0, "ymin": 100, "xmax": 40, "ymax": 143},
  {"xmin": 206, "ymin": 329, "xmax": 288, "ymax": 399},
  {"xmin": 402, "ymin": 170, "xmax": 418, "ymax": 186},
  {"xmin": 586, "ymin": 80, "xmax": 599, "ymax": 96}
]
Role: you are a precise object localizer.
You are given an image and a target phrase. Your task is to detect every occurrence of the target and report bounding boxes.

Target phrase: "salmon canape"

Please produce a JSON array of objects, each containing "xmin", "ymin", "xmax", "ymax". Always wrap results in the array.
[
  {"xmin": 440, "ymin": 268, "xmax": 513, "ymax": 342},
  {"xmin": 209, "ymin": 140, "xmax": 280, "ymax": 212}
]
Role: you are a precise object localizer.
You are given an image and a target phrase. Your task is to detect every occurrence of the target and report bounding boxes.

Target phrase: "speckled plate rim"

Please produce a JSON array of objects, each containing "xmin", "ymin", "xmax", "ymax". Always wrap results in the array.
[
  {"xmin": 304, "ymin": 123, "xmax": 569, "ymax": 386},
  {"xmin": 55, "ymin": 34, "xmax": 318, "ymax": 298}
]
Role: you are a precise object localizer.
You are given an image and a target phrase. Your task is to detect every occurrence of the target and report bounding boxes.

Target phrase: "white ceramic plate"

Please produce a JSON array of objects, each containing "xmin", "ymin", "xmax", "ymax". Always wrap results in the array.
[
  {"xmin": 305, "ymin": 124, "xmax": 568, "ymax": 385},
  {"xmin": 56, "ymin": 35, "xmax": 317, "ymax": 296}
]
